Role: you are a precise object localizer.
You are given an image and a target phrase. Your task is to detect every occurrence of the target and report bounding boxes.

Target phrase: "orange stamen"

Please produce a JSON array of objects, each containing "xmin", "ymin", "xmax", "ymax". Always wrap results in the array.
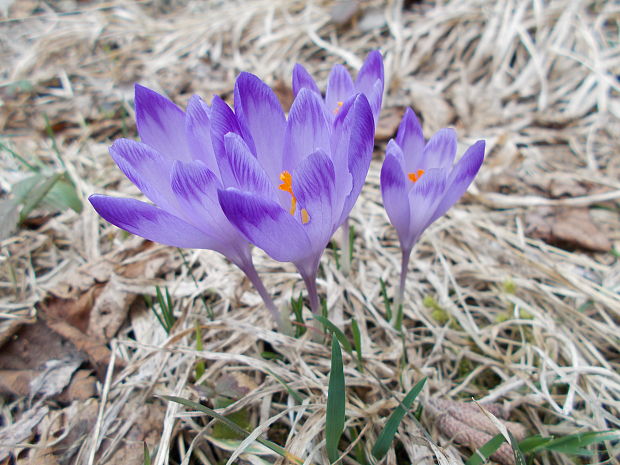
[
  {"xmin": 279, "ymin": 170, "xmax": 297, "ymax": 215},
  {"xmin": 279, "ymin": 171, "xmax": 311, "ymax": 224},
  {"xmin": 333, "ymin": 101, "xmax": 344, "ymax": 114},
  {"xmin": 301, "ymin": 209, "xmax": 310, "ymax": 224},
  {"xmin": 408, "ymin": 169, "xmax": 425, "ymax": 183}
]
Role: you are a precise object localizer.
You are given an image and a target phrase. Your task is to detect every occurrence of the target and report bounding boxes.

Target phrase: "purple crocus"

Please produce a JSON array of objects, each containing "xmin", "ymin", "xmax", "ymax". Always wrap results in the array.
[
  {"xmin": 380, "ymin": 108, "xmax": 485, "ymax": 311},
  {"xmin": 293, "ymin": 50, "xmax": 384, "ymax": 272},
  {"xmin": 89, "ymin": 84, "xmax": 283, "ymax": 326},
  {"xmin": 292, "ymin": 50, "xmax": 384, "ymax": 127},
  {"xmin": 214, "ymin": 72, "xmax": 375, "ymax": 314}
]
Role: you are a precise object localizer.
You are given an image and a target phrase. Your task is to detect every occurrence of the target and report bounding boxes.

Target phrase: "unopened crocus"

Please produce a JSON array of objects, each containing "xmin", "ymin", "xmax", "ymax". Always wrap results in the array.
[
  {"xmin": 89, "ymin": 84, "xmax": 283, "ymax": 326},
  {"xmin": 381, "ymin": 108, "xmax": 485, "ymax": 312},
  {"xmin": 214, "ymin": 72, "xmax": 375, "ymax": 314},
  {"xmin": 293, "ymin": 50, "xmax": 384, "ymax": 273}
]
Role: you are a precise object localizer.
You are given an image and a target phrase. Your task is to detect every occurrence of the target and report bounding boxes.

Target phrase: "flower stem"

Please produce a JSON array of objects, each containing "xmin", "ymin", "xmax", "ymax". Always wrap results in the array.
[
  {"xmin": 296, "ymin": 258, "xmax": 322, "ymax": 315},
  {"xmin": 238, "ymin": 260, "xmax": 283, "ymax": 330},
  {"xmin": 393, "ymin": 247, "xmax": 412, "ymax": 328},
  {"xmin": 340, "ymin": 220, "xmax": 351, "ymax": 275}
]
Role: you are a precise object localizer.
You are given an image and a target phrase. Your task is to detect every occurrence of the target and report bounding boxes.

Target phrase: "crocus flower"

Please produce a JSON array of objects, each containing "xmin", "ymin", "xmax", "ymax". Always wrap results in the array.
[
  {"xmin": 380, "ymin": 108, "xmax": 485, "ymax": 310},
  {"xmin": 292, "ymin": 50, "xmax": 384, "ymax": 127},
  {"xmin": 89, "ymin": 84, "xmax": 283, "ymax": 326},
  {"xmin": 214, "ymin": 72, "xmax": 375, "ymax": 314},
  {"xmin": 293, "ymin": 50, "xmax": 384, "ymax": 272}
]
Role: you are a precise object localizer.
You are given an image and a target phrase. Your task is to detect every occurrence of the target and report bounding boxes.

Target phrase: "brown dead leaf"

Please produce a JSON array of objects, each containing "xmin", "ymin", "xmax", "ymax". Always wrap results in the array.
[
  {"xmin": 27, "ymin": 399, "xmax": 99, "ymax": 465},
  {"xmin": 525, "ymin": 207, "xmax": 611, "ymax": 252},
  {"xmin": 0, "ymin": 404, "xmax": 49, "ymax": 463},
  {"xmin": 0, "ymin": 320, "xmax": 73, "ymax": 371},
  {"xmin": 87, "ymin": 249, "xmax": 169, "ymax": 340},
  {"xmin": 0, "ymin": 369, "xmax": 37, "ymax": 397},
  {"xmin": 44, "ymin": 318, "xmax": 122, "ymax": 377}
]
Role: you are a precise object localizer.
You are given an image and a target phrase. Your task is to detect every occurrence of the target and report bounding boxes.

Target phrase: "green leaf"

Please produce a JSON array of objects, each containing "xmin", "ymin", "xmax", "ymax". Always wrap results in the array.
[
  {"xmin": 312, "ymin": 314, "xmax": 353, "ymax": 354},
  {"xmin": 264, "ymin": 367, "xmax": 305, "ymax": 404},
  {"xmin": 326, "ymin": 338, "xmax": 345, "ymax": 463},
  {"xmin": 465, "ymin": 434, "xmax": 505, "ymax": 465},
  {"xmin": 518, "ymin": 434, "xmax": 555, "ymax": 454},
  {"xmin": 351, "ymin": 318, "xmax": 363, "ymax": 372},
  {"xmin": 194, "ymin": 323, "xmax": 205, "ymax": 381},
  {"xmin": 143, "ymin": 443, "xmax": 151, "ymax": 465},
  {"xmin": 18, "ymin": 172, "xmax": 62, "ymax": 222},
  {"xmin": 379, "ymin": 278, "xmax": 391, "ymax": 321},
  {"xmin": 162, "ymin": 396, "xmax": 303, "ymax": 464},
  {"xmin": 371, "ymin": 377, "xmax": 427, "ymax": 460},
  {"xmin": 541, "ymin": 430, "xmax": 619, "ymax": 456},
  {"xmin": 42, "ymin": 178, "xmax": 83, "ymax": 213},
  {"xmin": 0, "ymin": 199, "xmax": 20, "ymax": 240}
]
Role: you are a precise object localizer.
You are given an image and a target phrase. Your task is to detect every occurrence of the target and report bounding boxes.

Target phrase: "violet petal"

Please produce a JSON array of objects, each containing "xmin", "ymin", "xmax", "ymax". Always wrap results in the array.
[
  {"xmin": 185, "ymin": 95, "xmax": 219, "ymax": 176},
  {"xmin": 234, "ymin": 72, "xmax": 286, "ymax": 184},
  {"xmin": 433, "ymin": 140, "xmax": 485, "ymax": 221},
  {"xmin": 220, "ymin": 132, "xmax": 275, "ymax": 199},
  {"xmin": 134, "ymin": 84, "xmax": 190, "ymax": 161},
  {"xmin": 89, "ymin": 194, "xmax": 217, "ymax": 249},
  {"xmin": 420, "ymin": 127, "xmax": 457, "ymax": 171},
  {"xmin": 381, "ymin": 147, "xmax": 410, "ymax": 243},
  {"xmin": 283, "ymin": 88, "xmax": 331, "ymax": 172},
  {"xmin": 292, "ymin": 63, "xmax": 320, "ymax": 97},
  {"xmin": 218, "ymin": 188, "xmax": 312, "ymax": 262},
  {"xmin": 109, "ymin": 139, "xmax": 176, "ymax": 213},
  {"xmin": 325, "ymin": 64, "xmax": 355, "ymax": 116},
  {"xmin": 293, "ymin": 149, "xmax": 336, "ymax": 246}
]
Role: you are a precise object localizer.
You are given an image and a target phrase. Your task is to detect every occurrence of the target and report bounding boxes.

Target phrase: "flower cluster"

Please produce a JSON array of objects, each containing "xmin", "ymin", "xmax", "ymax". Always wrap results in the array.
[{"xmin": 90, "ymin": 50, "xmax": 485, "ymax": 330}]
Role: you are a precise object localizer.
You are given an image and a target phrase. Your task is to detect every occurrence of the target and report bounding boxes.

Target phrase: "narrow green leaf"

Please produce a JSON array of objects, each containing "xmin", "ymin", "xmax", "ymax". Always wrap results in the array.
[
  {"xmin": 371, "ymin": 377, "xmax": 427, "ymax": 460},
  {"xmin": 313, "ymin": 314, "xmax": 353, "ymax": 354},
  {"xmin": 351, "ymin": 318, "xmax": 363, "ymax": 372},
  {"xmin": 326, "ymin": 338, "xmax": 345, "ymax": 463},
  {"xmin": 542, "ymin": 430, "xmax": 619, "ymax": 456},
  {"xmin": 348, "ymin": 224, "xmax": 355, "ymax": 263},
  {"xmin": 379, "ymin": 278, "xmax": 391, "ymax": 321},
  {"xmin": 264, "ymin": 367, "xmax": 305, "ymax": 404},
  {"xmin": 143, "ymin": 442, "xmax": 152, "ymax": 465},
  {"xmin": 19, "ymin": 172, "xmax": 62, "ymax": 222},
  {"xmin": 162, "ymin": 395, "xmax": 303, "ymax": 465},
  {"xmin": 518, "ymin": 435, "xmax": 555, "ymax": 454},
  {"xmin": 43, "ymin": 178, "xmax": 83, "ymax": 213},
  {"xmin": 0, "ymin": 141, "xmax": 39, "ymax": 172},
  {"xmin": 507, "ymin": 431, "xmax": 527, "ymax": 465},
  {"xmin": 0, "ymin": 199, "xmax": 20, "ymax": 240},
  {"xmin": 194, "ymin": 323, "xmax": 205, "ymax": 381},
  {"xmin": 465, "ymin": 434, "xmax": 505, "ymax": 465}
]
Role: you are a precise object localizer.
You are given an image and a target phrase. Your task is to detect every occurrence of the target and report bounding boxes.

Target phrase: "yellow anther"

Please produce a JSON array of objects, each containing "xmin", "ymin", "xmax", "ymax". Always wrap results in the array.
[
  {"xmin": 279, "ymin": 170, "xmax": 297, "ymax": 215},
  {"xmin": 280, "ymin": 171, "xmax": 311, "ymax": 224},
  {"xmin": 333, "ymin": 101, "xmax": 344, "ymax": 114},
  {"xmin": 301, "ymin": 209, "xmax": 310, "ymax": 224},
  {"xmin": 408, "ymin": 169, "xmax": 425, "ymax": 183}
]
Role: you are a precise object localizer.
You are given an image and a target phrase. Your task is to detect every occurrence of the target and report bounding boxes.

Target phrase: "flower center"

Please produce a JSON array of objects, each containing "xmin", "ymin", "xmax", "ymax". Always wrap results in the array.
[
  {"xmin": 333, "ymin": 101, "xmax": 344, "ymax": 115},
  {"xmin": 279, "ymin": 170, "xmax": 310, "ymax": 224},
  {"xmin": 408, "ymin": 169, "xmax": 425, "ymax": 183}
]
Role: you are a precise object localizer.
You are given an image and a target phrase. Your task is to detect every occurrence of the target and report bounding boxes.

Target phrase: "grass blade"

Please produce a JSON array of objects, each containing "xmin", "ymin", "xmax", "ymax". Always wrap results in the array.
[
  {"xmin": 351, "ymin": 318, "xmax": 363, "ymax": 372},
  {"xmin": 326, "ymin": 338, "xmax": 345, "ymax": 463},
  {"xmin": 534, "ymin": 430, "xmax": 620, "ymax": 456},
  {"xmin": 465, "ymin": 433, "xmax": 505, "ymax": 465},
  {"xmin": 264, "ymin": 367, "xmax": 305, "ymax": 404},
  {"xmin": 313, "ymin": 314, "xmax": 353, "ymax": 354},
  {"xmin": 143, "ymin": 442, "xmax": 152, "ymax": 465},
  {"xmin": 371, "ymin": 377, "xmax": 427, "ymax": 460},
  {"xmin": 163, "ymin": 395, "xmax": 303, "ymax": 465}
]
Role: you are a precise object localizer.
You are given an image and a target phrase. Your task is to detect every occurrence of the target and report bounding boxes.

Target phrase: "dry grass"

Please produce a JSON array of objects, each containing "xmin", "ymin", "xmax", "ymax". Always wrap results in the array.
[{"xmin": 1, "ymin": 0, "xmax": 619, "ymax": 464}]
